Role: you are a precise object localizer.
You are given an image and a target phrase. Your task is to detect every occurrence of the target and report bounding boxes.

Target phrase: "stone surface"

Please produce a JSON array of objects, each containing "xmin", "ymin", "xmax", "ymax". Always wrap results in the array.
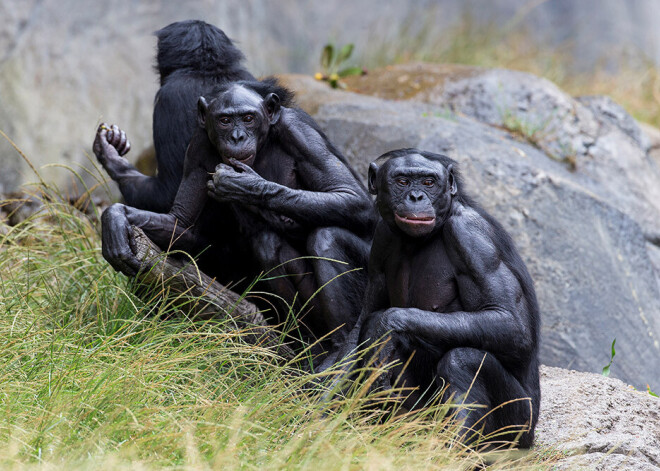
[
  {"xmin": 281, "ymin": 73, "xmax": 660, "ymax": 390},
  {"xmin": 537, "ymin": 365, "xmax": 660, "ymax": 470}
]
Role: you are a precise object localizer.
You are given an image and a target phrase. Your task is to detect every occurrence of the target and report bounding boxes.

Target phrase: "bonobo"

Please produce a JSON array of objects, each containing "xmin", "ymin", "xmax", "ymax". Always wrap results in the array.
[
  {"xmin": 325, "ymin": 149, "xmax": 540, "ymax": 447},
  {"xmin": 96, "ymin": 80, "xmax": 376, "ymax": 351},
  {"xmin": 94, "ymin": 20, "xmax": 254, "ymax": 213}
]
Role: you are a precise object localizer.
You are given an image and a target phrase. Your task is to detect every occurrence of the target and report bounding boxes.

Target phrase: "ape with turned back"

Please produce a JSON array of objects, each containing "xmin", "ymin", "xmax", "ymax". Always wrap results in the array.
[
  {"xmin": 326, "ymin": 149, "xmax": 540, "ymax": 447},
  {"xmin": 95, "ymin": 20, "xmax": 254, "ymax": 213}
]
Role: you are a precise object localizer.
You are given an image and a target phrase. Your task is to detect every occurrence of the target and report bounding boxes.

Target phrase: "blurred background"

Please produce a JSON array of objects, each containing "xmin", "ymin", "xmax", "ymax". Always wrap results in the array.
[{"xmin": 1, "ymin": 0, "xmax": 660, "ymax": 193}]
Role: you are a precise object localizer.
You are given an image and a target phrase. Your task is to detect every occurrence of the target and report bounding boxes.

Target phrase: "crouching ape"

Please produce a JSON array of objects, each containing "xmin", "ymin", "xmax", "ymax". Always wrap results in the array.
[
  {"xmin": 94, "ymin": 79, "xmax": 375, "ymax": 355},
  {"xmin": 324, "ymin": 149, "xmax": 540, "ymax": 447}
]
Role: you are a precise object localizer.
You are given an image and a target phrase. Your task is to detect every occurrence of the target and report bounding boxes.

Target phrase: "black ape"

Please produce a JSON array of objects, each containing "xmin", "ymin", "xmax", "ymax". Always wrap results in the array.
[
  {"xmin": 94, "ymin": 20, "xmax": 254, "ymax": 213},
  {"xmin": 96, "ymin": 80, "xmax": 376, "ymax": 349},
  {"xmin": 325, "ymin": 149, "xmax": 540, "ymax": 447}
]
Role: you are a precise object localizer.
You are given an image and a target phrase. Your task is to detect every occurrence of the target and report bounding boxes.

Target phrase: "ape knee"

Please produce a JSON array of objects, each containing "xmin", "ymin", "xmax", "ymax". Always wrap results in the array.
[
  {"xmin": 307, "ymin": 227, "xmax": 339, "ymax": 258},
  {"xmin": 436, "ymin": 348, "xmax": 490, "ymax": 390},
  {"xmin": 438, "ymin": 348, "xmax": 485, "ymax": 373},
  {"xmin": 252, "ymin": 231, "xmax": 282, "ymax": 267}
]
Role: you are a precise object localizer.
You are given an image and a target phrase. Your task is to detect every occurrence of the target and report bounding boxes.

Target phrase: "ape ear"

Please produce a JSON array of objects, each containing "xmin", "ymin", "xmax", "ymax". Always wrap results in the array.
[
  {"xmin": 264, "ymin": 93, "xmax": 281, "ymax": 124},
  {"xmin": 368, "ymin": 162, "xmax": 380, "ymax": 195},
  {"xmin": 447, "ymin": 164, "xmax": 458, "ymax": 196},
  {"xmin": 197, "ymin": 96, "xmax": 209, "ymax": 128}
]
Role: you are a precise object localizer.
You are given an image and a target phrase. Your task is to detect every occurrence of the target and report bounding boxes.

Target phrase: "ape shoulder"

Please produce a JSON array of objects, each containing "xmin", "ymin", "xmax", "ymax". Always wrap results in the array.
[{"xmin": 444, "ymin": 202, "xmax": 501, "ymax": 275}]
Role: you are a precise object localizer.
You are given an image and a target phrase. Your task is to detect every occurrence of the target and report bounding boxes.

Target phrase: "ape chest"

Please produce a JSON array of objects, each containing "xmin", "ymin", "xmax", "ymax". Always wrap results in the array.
[
  {"xmin": 255, "ymin": 147, "xmax": 299, "ymax": 189},
  {"xmin": 384, "ymin": 241, "xmax": 459, "ymax": 312}
]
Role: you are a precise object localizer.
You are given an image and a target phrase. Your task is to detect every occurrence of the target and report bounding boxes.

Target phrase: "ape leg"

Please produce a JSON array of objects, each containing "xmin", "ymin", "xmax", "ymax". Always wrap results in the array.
[
  {"xmin": 307, "ymin": 227, "xmax": 370, "ymax": 346},
  {"xmin": 436, "ymin": 348, "xmax": 536, "ymax": 448},
  {"xmin": 250, "ymin": 230, "xmax": 323, "ymax": 339}
]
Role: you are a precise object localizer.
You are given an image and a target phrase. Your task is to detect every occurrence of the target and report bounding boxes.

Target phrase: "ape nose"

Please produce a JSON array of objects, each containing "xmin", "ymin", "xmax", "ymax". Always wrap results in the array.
[
  {"xmin": 231, "ymin": 130, "xmax": 246, "ymax": 144},
  {"xmin": 409, "ymin": 190, "xmax": 424, "ymax": 202}
]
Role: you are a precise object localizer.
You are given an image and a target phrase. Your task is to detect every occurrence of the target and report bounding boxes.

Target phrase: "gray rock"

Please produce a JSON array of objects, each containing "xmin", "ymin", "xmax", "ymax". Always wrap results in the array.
[
  {"xmin": 282, "ymin": 74, "xmax": 660, "ymax": 389},
  {"xmin": 537, "ymin": 365, "xmax": 660, "ymax": 470}
]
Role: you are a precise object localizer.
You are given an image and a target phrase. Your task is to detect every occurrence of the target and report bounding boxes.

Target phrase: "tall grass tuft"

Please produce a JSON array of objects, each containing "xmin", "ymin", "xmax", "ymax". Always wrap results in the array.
[{"xmin": 0, "ymin": 153, "xmax": 557, "ymax": 469}]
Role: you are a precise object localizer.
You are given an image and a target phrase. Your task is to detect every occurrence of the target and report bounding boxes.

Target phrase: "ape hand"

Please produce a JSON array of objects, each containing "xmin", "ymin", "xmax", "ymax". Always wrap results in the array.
[
  {"xmin": 381, "ymin": 308, "xmax": 410, "ymax": 333},
  {"xmin": 101, "ymin": 204, "xmax": 142, "ymax": 277},
  {"xmin": 207, "ymin": 159, "xmax": 268, "ymax": 205},
  {"xmin": 93, "ymin": 124, "xmax": 133, "ymax": 182},
  {"xmin": 93, "ymin": 123, "xmax": 131, "ymax": 161}
]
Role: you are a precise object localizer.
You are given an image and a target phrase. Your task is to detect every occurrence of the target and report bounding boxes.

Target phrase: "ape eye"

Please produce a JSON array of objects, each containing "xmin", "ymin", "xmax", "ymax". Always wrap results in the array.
[
  {"xmin": 219, "ymin": 117, "xmax": 231, "ymax": 125},
  {"xmin": 243, "ymin": 114, "xmax": 254, "ymax": 123},
  {"xmin": 396, "ymin": 178, "xmax": 410, "ymax": 186},
  {"xmin": 423, "ymin": 179, "xmax": 435, "ymax": 186}
]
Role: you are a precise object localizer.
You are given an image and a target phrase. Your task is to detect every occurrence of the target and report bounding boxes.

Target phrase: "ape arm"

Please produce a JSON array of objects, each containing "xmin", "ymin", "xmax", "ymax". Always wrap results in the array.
[
  {"xmin": 101, "ymin": 130, "xmax": 217, "ymax": 276},
  {"xmin": 207, "ymin": 108, "xmax": 375, "ymax": 234},
  {"xmin": 382, "ymin": 203, "xmax": 534, "ymax": 362}
]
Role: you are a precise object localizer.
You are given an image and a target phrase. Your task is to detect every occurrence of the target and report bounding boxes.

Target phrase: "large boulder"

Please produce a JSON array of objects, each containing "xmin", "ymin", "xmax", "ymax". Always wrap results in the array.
[
  {"xmin": 280, "ymin": 68, "xmax": 660, "ymax": 390},
  {"xmin": 537, "ymin": 366, "xmax": 660, "ymax": 470}
]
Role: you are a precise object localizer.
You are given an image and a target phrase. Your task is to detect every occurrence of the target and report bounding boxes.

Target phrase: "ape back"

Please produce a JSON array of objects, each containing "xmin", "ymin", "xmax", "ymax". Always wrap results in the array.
[{"xmin": 149, "ymin": 21, "xmax": 255, "ymax": 211}]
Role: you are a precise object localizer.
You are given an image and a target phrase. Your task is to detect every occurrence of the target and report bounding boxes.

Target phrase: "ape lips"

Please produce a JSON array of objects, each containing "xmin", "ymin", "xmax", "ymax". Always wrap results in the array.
[{"xmin": 394, "ymin": 213, "xmax": 436, "ymax": 225}]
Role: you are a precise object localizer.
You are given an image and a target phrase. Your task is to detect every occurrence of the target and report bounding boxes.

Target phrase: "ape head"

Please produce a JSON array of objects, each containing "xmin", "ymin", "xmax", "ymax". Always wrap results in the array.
[
  {"xmin": 198, "ymin": 83, "xmax": 282, "ymax": 167},
  {"xmin": 368, "ymin": 149, "xmax": 458, "ymax": 238}
]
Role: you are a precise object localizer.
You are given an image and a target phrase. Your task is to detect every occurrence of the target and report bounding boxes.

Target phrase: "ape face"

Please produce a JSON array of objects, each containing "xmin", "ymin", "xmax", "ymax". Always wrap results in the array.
[
  {"xmin": 198, "ymin": 85, "xmax": 281, "ymax": 167},
  {"xmin": 369, "ymin": 153, "xmax": 457, "ymax": 238}
]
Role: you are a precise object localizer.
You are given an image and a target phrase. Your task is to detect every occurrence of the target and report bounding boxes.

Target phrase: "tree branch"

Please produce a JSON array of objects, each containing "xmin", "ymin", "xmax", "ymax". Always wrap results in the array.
[{"xmin": 131, "ymin": 226, "xmax": 295, "ymax": 359}]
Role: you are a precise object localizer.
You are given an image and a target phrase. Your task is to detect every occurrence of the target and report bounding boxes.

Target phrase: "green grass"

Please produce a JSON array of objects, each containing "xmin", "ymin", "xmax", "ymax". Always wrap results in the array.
[{"xmin": 0, "ymin": 157, "xmax": 557, "ymax": 469}]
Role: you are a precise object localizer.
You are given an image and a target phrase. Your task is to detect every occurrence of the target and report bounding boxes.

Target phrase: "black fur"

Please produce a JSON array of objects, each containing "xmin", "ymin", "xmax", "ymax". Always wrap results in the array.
[{"xmin": 94, "ymin": 20, "xmax": 255, "ymax": 213}]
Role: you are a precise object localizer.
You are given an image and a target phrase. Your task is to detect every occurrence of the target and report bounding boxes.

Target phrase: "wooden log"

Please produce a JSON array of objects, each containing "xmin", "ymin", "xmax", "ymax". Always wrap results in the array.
[{"xmin": 130, "ymin": 226, "xmax": 295, "ymax": 359}]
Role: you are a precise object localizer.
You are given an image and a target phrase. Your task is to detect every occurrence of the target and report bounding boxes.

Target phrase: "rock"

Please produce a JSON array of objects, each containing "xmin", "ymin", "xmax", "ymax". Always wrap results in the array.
[
  {"xmin": 280, "ymin": 72, "xmax": 660, "ymax": 390},
  {"xmin": 537, "ymin": 365, "xmax": 660, "ymax": 470},
  {"xmin": 640, "ymin": 122, "xmax": 660, "ymax": 166}
]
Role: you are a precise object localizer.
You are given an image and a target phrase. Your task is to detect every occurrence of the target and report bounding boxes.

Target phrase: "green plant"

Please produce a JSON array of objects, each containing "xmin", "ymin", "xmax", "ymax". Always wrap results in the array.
[
  {"xmin": 601, "ymin": 338, "xmax": 617, "ymax": 377},
  {"xmin": 315, "ymin": 43, "xmax": 365, "ymax": 89}
]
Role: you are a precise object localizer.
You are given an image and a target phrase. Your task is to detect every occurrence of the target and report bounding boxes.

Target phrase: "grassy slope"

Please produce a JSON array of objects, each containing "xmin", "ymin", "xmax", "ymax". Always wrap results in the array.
[{"xmin": 0, "ymin": 166, "xmax": 557, "ymax": 469}]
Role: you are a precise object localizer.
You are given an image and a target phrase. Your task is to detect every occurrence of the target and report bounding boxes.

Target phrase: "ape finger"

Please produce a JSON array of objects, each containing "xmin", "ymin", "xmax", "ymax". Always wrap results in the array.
[
  {"xmin": 228, "ymin": 158, "xmax": 257, "ymax": 174},
  {"xmin": 214, "ymin": 162, "xmax": 236, "ymax": 174},
  {"xmin": 106, "ymin": 128, "xmax": 115, "ymax": 145},
  {"xmin": 117, "ymin": 130, "xmax": 131, "ymax": 156}
]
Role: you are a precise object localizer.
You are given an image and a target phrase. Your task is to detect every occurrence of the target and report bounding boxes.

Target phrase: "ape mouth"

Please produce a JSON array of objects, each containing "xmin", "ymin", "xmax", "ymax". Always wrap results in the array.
[
  {"xmin": 395, "ymin": 213, "xmax": 436, "ymax": 226},
  {"xmin": 233, "ymin": 153, "xmax": 254, "ymax": 162}
]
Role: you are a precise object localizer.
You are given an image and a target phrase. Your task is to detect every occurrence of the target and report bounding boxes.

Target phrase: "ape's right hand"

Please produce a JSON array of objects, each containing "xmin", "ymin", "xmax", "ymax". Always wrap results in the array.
[{"xmin": 93, "ymin": 123, "xmax": 131, "ymax": 165}]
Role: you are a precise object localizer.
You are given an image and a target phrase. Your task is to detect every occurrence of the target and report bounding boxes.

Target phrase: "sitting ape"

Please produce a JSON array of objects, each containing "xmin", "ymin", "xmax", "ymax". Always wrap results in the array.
[
  {"xmin": 95, "ymin": 20, "xmax": 254, "ymax": 213},
  {"xmin": 325, "ymin": 149, "xmax": 540, "ymax": 447},
  {"xmin": 95, "ymin": 80, "xmax": 376, "ymax": 351}
]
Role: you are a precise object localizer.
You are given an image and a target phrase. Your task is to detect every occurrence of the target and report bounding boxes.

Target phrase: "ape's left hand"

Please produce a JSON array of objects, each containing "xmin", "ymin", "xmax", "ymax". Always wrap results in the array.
[{"xmin": 207, "ymin": 159, "xmax": 269, "ymax": 205}]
